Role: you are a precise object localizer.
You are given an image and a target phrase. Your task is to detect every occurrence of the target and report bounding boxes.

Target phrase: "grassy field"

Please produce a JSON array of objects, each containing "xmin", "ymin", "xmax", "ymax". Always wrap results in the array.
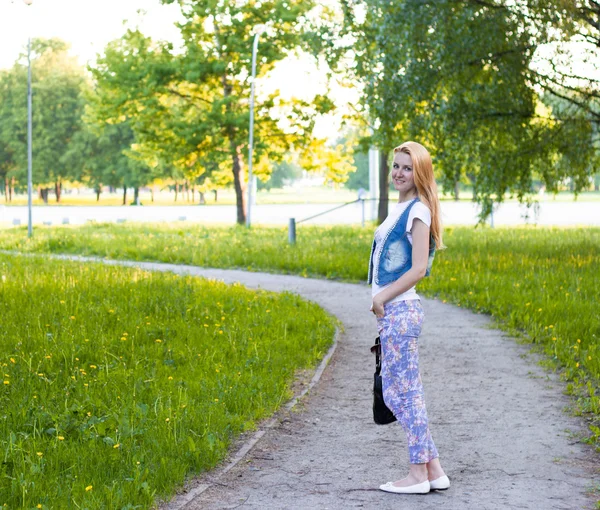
[
  {"xmin": 0, "ymin": 223, "xmax": 597, "ymax": 452},
  {"xmin": 0, "ymin": 254, "xmax": 336, "ymax": 508}
]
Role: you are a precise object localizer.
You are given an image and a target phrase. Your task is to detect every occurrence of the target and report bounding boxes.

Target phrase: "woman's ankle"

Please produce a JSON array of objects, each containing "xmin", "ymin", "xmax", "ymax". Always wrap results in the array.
[{"xmin": 426, "ymin": 458, "xmax": 445, "ymax": 479}]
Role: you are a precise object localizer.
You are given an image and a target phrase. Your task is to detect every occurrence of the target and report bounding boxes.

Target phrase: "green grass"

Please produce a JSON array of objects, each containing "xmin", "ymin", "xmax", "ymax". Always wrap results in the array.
[
  {"xmin": 0, "ymin": 253, "xmax": 335, "ymax": 508},
  {"xmin": 0, "ymin": 223, "xmax": 598, "ymax": 451}
]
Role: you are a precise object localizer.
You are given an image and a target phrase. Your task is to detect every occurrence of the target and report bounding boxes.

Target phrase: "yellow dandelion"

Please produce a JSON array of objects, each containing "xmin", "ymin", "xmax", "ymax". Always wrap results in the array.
[
  {"xmin": 203, "ymin": 324, "xmax": 209, "ymax": 327},
  {"xmin": 214, "ymin": 398, "xmax": 219, "ymax": 402},
  {"xmin": 85, "ymin": 485, "xmax": 92, "ymax": 491},
  {"xmin": 3, "ymin": 381, "xmax": 9, "ymax": 385},
  {"xmin": 113, "ymin": 443, "xmax": 120, "ymax": 449},
  {"xmin": 219, "ymin": 331, "xmax": 223, "ymax": 334},
  {"xmin": 165, "ymin": 418, "xmax": 170, "ymax": 422},
  {"xmin": 588, "ymin": 356, "xmax": 592, "ymax": 361},
  {"xmin": 120, "ymin": 337, "xmax": 127, "ymax": 341},
  {"xmin": 266, "ymin": 310, "xmax": 271, "ymax": 313},
  {"xmin": 168, "ymin": 376, "xmax": 173, "ymax": 380},
  {"xmin": 86, "ymin": 412, "xmax": 91, "ymax": 417},
  {"xmin": 108, "ymin": 309, "xmax": 114, "ymax": 313},
  {"xmin": 525, "ymin": 303, "xmax": 530, "ymax": 306},
  {"xmin": 89, "ymin": 365, "xmax": 97, "ymax": 369},
  {"xmin": 60, "ymin": 300, "xmax": 65, "ymax": 304},
  {"xmin": 577, "ymin": 339, "xmax": 581, "ymax": 343},
  {"xmin": 38, "ymin": 373, "xmax": 44, "ymax": 377},
  {"xmin": 45, "ymin": 355, "xmax": 51, "ymax": 359},
  {"xmin": 36, "ymin": 452, "xmax": 43, "ymax": 457},
  {"xmin": 37, "ymin": 504, "xmax": 42, "ymax": 509},
  {"xmin": 549, "ymin": 325, "xmax": 553, "ymax": 329},
  {"xmin": 537, "ymin": 308, "xmax": 542, "ymax": 312},
  {"xmin": 9, "ymin": 358, "xmax": 15, "ymax": 364},
  {"xmin": 576, "ymin": 363, "xmax": 580, "ymax": 368},
  {"xmin": 58, "ymin": 436, "xmax": 64, "ymax": 440},
  {"xmin": 155, "ymin": 339, "xmax": 162, "ymax": 343},
  {"xmin": 450, "ymin": 277, "xmax": 456, "ymax": 281},
  {"xmin": 70, "ymin": 316, "xmax": 75, "ymax": 320},
  {"xmin": 552, "ymin": 337, "xmax": 556, "ymax": 341}
]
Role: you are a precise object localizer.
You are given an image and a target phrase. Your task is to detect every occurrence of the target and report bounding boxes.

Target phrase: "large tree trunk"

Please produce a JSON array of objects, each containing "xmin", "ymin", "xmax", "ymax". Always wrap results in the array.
[
  {"xmin": 174, "ymin": 181, "xmax": 178, "ymax": 202},
  {"xmin": 198, "ymin": 191, "xmax": 205, "ymax": 204},
  {"xmin": 230, "ymin": 141, "xmax": 246, "ymax": 224},
  {"xmin": 4, "ymin": 178, "xmax": 9, "ymax": 203},
  {"xmin": 122, "ymin": 185, "xmax": 127, "ymax": 205},
  {"xmin": 10, "ymin": 177, "xmax": 14, "ymax": 202},
  {"xmin": 213, "ymin": 189, "xmax": 218, "ymax": 202},
  {"xmin": 133, "ymin": 186, "xmax": 140, "ymax": 205},
  {"xmin": 39, "ymin": 187, "xmax": 49, "ymax": 204},
  {"xmin": 377, "ymin": 151, "xmax": 389, "ymax": 224},
  {"xmin": 151, "ymin": 186, "xmax": 155, "ymax": 203},
  {"xmin": 454, "ymin": 180, "xmax": 460, "ymax": 201},
  {"xmin": 222, "ymin": 70, "xmax": 246, "ymax": 224},
  {"xmin": 95, "ymin": 186, "xmax": 101, "ymax": 201},
  {"xmin": 55, "ymin": 180, "xmax": 62, "ymax": 203},
  {"xmin": 191, "ymin": 185, "xmax": 195, "ymax": 203}
]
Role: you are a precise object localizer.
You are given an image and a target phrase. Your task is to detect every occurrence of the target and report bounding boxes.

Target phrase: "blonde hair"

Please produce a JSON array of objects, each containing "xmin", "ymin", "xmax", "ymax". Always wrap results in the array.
[{"xmin": 393, "ymin": 141, "xmax": 444, "ymax": 250}]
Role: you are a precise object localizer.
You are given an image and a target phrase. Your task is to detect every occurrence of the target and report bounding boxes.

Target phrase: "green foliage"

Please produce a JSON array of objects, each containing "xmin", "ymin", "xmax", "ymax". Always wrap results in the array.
[
  {"xmin": 338, "ymin": 0, "xmax": 600, "ymax": 220},
  {"xmin": 89, "ymin": 0, "xmax": 337, "ymax": 223},
  {"xmin": 0, "ymin": 253, "xmax": 335, "ymax": 506},
  {"xmin": 344, "ymin": 150, "xmax": 368, "ymax": 191},
  {"xmin": 0, "ymin": 39, "xmax": 88, "ymax": 200},
  {"xmin": 0, "ymin": 223, "xmax": 597, "ymax": 448},
  {"xmin": 257, "ymin": 160, "xmax": 302, "ymax": 190}
]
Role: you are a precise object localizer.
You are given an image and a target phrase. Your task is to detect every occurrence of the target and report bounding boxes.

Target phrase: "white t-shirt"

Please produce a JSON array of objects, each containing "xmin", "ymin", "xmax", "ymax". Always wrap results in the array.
[{"xmin": 372, "ymin": 200, "xmax": 432, "ymax": 304}]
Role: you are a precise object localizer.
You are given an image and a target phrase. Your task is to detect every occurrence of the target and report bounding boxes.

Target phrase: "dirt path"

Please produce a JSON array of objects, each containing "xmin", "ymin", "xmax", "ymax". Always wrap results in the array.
[{"xmin": 53, "ymin": 257, "xmax": 600, "ymax": 509}]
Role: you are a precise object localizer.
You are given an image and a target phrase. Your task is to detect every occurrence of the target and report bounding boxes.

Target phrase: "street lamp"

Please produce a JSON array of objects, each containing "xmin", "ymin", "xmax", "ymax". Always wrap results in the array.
[
  {"xmin": 246, "ymin": 29, "xmax": 261, "ymax": 228},
  {"xmin": 23, "ymin": 0, "xmax": 33, "ymax": 237}
]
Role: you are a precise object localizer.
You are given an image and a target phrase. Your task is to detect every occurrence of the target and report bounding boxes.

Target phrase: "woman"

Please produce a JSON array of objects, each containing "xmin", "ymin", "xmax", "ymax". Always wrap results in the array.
[{"xmin": 368, "ymin": 141, "xmax": 449, "ymax": 494}]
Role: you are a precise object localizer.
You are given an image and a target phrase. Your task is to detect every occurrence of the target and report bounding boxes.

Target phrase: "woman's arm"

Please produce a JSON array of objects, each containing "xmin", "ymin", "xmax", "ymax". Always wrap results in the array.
[{"xmin": 371, "ymin": 218, "xmax": 430, "ymax": 318}]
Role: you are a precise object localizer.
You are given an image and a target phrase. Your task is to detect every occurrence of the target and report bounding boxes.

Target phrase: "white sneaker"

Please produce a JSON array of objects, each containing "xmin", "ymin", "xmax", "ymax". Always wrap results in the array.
[
  {"xmin": 379, "ymin": 480, "xmax": 430, "ymax": 494},
  {"xmin": 429, "ymin": 475, "xmax": 450, "ymax": 490}
]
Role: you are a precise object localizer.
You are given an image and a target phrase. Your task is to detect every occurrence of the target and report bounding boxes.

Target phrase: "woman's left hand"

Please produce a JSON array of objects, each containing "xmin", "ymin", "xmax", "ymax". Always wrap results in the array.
[{"xmin": 371, "ymin": 298, "xmax": 385, "ymax": 319}]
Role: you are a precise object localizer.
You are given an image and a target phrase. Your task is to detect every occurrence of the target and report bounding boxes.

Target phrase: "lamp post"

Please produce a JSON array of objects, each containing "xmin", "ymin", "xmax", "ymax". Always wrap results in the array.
[
  {"xmin": 23, "ymin": 0, "xmax": 33, "ymax": 237},
  {"xmin": 246, "ymin": 31, "xmax": 260, "ymax": 228}
]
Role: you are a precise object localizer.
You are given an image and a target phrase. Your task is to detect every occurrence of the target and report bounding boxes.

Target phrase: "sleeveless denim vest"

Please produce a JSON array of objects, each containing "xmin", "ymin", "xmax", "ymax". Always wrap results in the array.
[{"xmin": 367, "ymin": 198, "xmax": 435, "ymax": 285}]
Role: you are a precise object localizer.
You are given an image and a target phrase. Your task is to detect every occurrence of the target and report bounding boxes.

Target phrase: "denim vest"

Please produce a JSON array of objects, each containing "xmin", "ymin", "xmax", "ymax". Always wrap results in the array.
[{"xmin": 367, "ymin": 198, "xmax": 435, "ymax": 285}]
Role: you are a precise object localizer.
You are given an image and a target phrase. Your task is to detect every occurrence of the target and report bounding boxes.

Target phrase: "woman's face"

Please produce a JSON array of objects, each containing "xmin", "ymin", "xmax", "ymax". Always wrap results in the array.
[{"xmin": 391, "ymin": 151, "xmax": 416, "ymax": 196}]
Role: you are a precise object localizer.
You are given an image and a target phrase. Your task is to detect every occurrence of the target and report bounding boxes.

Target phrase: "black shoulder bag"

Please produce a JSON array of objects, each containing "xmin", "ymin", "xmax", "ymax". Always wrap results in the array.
[{"xmin": 370, "ymin": 336, "xmax": 397, "ymax": 425}]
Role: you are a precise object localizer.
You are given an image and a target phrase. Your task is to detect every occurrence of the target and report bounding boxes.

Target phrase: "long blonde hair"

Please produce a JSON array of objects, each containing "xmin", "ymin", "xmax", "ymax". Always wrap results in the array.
[{"xmin": 394, "ymin": 141, "xmax": 444, "ymax": 250}]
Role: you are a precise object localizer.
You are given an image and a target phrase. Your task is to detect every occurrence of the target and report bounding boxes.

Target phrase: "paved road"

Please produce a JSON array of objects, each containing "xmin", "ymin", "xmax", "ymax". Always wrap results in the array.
[
  {"xmin": 1, "ymin": 200, "xmax": 599, "ymax": 227},
  {"xmin": 52, "ymin": 257, "xmax": 597, "ymax": 510}
]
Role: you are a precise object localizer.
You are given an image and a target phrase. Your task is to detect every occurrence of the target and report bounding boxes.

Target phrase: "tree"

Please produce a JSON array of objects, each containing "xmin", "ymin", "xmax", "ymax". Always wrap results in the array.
[
  {"xmin": 339, "ymin": 0, "xmax": 599, "ymax": 220},
  {"xmin": 90, "ymin": 1, "xmax": 335, "ymax": 224},
  {"xmin": 0, "ymin": 39, "xmax": 89, "ymax": 203},
  {"xmin": 257, "ymin": 160, "xmax": 302, "ymax": 190}
]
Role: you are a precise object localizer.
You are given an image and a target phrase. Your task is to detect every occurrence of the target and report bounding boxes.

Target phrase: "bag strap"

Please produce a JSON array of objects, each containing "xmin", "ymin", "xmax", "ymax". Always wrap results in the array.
[{"xmin": 370, "ymin": 336, "xmax": 382, "ymax": 371}]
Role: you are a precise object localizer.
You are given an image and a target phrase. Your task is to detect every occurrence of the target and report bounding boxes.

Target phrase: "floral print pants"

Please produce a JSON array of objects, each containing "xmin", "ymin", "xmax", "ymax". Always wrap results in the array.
[{"xmin": 377, "ymin": 299, "xmax": 439, "ymax": 464}]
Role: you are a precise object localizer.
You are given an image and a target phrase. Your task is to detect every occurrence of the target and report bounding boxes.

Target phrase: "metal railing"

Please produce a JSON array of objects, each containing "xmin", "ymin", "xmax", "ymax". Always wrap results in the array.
[{"xmin": 288, "ymin": 197, "xmax": 377, "ymax": 244}]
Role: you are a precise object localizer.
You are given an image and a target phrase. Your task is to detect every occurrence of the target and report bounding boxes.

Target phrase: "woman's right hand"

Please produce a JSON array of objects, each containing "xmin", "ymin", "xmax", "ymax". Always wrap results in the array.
[{"xmin": 371, "ymin": 298, "xmax": 385, "ymax": 319}]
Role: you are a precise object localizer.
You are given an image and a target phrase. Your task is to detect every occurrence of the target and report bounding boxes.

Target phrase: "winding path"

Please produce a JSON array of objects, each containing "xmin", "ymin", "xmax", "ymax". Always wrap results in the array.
[{"xmin": 53, "ymin": 256, "xmax": 600, "ymax": 509}]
